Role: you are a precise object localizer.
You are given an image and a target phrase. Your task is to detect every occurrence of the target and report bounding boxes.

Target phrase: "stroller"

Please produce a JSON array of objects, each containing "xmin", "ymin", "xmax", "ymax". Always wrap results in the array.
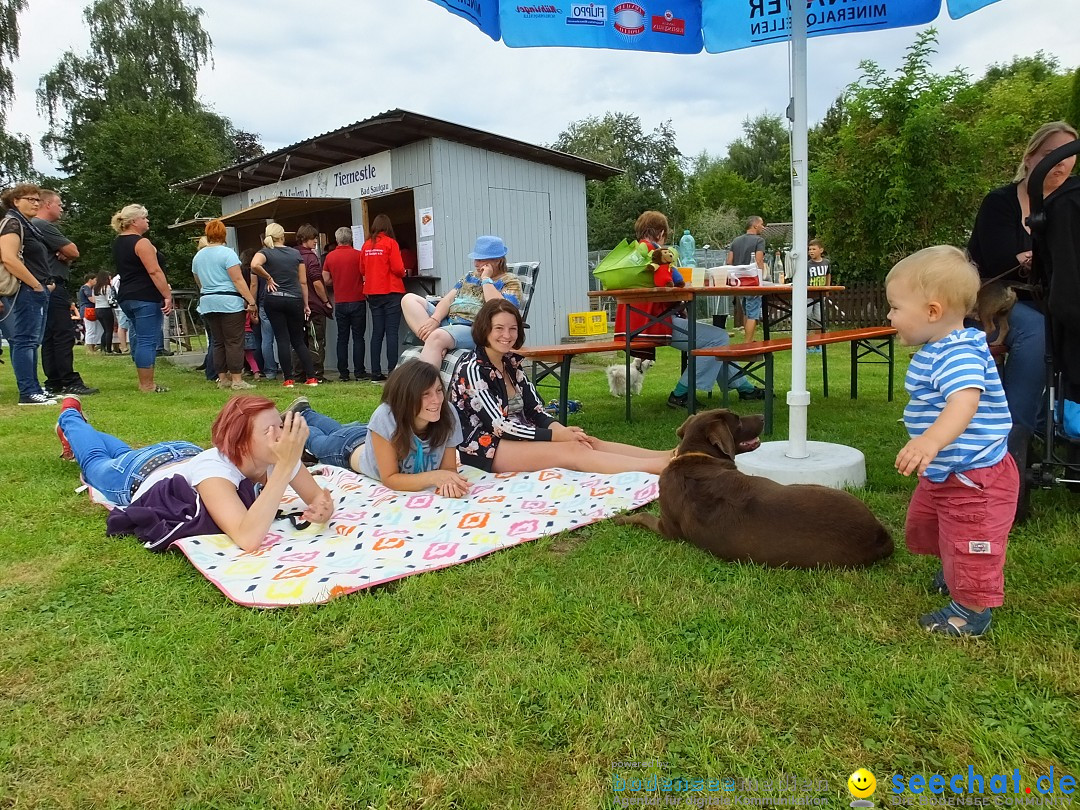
[{"xmin": 1022, "ymin": 138, "xmax": 1080, "ymax": 511}]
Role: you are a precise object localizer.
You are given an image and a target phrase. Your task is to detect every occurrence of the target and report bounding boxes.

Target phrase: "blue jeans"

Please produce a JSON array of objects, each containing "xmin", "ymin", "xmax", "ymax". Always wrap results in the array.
[
  {"xmin": 335, "ymin": 300, "xmax": 367, "ymax": 377},
  {"xmin": 120, "ymin": 299, "xmax": 163, "ymax": 369},
  {"xmin": 671, "ymin": 316, "xmax": 751, "ymax": 393},
  {"xmin": 203, "ymin": 328, "xmax": 217, "ymax": 380},
  {"xmin": 0, "ymin": 285, "xmax": 49, "ymax": 397},
  {"xmin": 302, "ymin": 408, "xmax": 368, "ymax": 470},
  {"xmin": 1001, "ymin": 300, "xmax": 1045, "ymax": 432},
  {"xmin": 368, "ymin": 292, "xmax": 404, "ymax": 375},
  {"xmin": 258, "ymin": 304, "xmax": 278, "ymax": 378},
  {"xmin": 59, "ymin": 409, "xmax": 201, "ymax": 506}
]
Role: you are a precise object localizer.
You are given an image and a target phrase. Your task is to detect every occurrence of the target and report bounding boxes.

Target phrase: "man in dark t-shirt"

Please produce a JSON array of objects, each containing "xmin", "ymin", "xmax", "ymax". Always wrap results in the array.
[
  {"xmin": 727, "ymin": 216, "xmax": 767, "ymax": 343},
  {"xmin": 33, "ymin": 190, "xmax": 98, "ymax": 396}
]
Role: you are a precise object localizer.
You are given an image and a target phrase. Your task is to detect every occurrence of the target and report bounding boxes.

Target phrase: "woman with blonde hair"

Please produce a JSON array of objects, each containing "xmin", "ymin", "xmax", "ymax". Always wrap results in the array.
[
  {"xmin": 111, "ymin": 204, "xmax": 173, "ymax": 393},
  {"xmin": 192, "ymin": 219, "xmax": 257, "ymax": 391},
  {"xmin": 0, "ymin": 183, "xmax": 55, "ymax": 404},
  {"xmin": 250, "ymin": 223, "xmax": 318, "ymax": 388}
]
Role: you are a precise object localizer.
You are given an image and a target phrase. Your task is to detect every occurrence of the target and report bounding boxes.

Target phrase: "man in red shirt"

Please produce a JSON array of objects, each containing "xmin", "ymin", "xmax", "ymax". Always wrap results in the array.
[{"xmin": 322, "ymin": 226, "xmax": 368, "ymax": 381}]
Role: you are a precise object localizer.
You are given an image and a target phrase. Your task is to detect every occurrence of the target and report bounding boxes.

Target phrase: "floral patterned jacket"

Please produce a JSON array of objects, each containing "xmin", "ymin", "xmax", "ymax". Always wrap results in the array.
[{"xmin": 450, "ymin": 346, "xmax": 556, "ymax": 472}]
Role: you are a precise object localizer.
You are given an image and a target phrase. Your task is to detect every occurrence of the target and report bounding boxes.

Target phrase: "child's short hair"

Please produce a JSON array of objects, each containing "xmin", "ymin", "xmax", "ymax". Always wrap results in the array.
[
  {"xmin": 809, "ymin": 238, "xmax": 824, "ymax": 250},
  {"xmin": 886, "ymin": 246, "xmax": 980, "ymax": 315},
  {"xmin": 634, "ymin": 211, "xmax": 669, "ymax": 242}
]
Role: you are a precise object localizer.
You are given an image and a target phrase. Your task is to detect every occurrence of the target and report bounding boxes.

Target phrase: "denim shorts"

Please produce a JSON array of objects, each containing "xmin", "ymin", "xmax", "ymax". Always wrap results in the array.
[
  {"xmin": 743, "ymin": 295, "xmax": 762, "ymax": 320},
  {"xmin": 423, "ymin": 301, "xmax": 475, "ymax": 350}
]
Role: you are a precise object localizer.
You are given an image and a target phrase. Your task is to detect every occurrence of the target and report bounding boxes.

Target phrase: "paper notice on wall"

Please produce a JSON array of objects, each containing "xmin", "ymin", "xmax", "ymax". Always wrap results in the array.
[
  {"xmin": 418, "ymin": 207, "xmax": 435, "ymax": 238},
  {"xmin": 418, "ymin": 240, "xmax": 434, "ymax": 271},
  {"xmin": 351, "ymin": 225, "xmax": 366, "ymax": 247}
]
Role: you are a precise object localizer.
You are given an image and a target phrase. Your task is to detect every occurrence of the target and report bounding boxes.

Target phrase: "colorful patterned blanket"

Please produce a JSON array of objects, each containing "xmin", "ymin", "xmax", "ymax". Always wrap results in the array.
[{"xmin": 168, "ymin": 465, "xmax": 658, "ymax": 608}]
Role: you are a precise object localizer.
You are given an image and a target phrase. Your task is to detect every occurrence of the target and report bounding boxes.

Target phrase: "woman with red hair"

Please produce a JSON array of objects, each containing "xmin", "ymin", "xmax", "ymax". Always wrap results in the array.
[{"xmin": 55, "ymin": 394, "xmax": 334, "ymax": 552}]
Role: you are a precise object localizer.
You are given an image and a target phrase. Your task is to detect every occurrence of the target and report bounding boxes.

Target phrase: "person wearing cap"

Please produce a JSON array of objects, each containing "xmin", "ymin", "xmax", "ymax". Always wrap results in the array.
[{"xmin": 401, "ymin": 234, "xmax": 523, "ymax": 369}]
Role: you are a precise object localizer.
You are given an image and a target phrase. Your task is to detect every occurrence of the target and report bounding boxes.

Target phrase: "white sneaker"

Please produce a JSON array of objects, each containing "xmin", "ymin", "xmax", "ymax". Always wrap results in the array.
[{"xmin": 19, "ymin": 393, "xmax": 59, "ymax": 406}]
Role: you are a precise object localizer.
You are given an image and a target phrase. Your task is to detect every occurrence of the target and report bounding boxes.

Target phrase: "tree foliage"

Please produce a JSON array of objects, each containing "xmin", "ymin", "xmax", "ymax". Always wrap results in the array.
[
  {"xmin": 809, "ymin": 31, "xmax": 1068, "ymax": 281},
  {"xmin": 35, "ymin": 0, "xmax": 253, "ymax": 284},
  {"xmin": 0, "ymin": 0, "xmax": 33, "ymax": 185},
  {"xmin": 552, "ymin": 113, "xmax": 684, "ymax": 249}
]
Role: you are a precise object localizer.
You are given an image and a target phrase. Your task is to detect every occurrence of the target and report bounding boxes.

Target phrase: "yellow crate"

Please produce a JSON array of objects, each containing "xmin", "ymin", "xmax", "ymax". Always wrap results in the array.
[{"xmin": 568, "ymin": 311, "xmax": 608, "ymax": 336}]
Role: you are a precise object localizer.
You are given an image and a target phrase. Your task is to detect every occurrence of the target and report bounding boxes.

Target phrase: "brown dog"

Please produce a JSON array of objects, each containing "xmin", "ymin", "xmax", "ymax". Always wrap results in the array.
[{"xmin": 616, "ymin": 409, "xmax": 893, "ymax": 568}]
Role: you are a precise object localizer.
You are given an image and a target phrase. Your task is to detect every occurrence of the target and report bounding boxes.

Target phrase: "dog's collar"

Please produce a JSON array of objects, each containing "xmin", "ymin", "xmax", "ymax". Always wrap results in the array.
[{"xmin": 672, "ymin": 450, "xmax": 715, "ymax": 461}]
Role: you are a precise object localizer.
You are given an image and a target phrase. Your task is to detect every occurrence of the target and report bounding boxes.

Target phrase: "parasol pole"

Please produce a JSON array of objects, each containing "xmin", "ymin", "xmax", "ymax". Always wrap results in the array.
[{"xmin": 786, "ymin": 0, "xmax": 810, "ymax": 459}]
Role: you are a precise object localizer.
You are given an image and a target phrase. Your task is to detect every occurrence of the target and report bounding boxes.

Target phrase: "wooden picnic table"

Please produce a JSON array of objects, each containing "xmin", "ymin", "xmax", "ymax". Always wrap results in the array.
[{"xmin": 587, "ymin": 284, "xmax": 845, "ymax": 420}]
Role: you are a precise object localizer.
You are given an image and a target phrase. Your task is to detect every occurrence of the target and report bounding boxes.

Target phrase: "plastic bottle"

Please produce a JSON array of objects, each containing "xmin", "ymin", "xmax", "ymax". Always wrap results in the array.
[{"xmin": 678, "ymin": 229, "xmax": 697, "ymax": 268}]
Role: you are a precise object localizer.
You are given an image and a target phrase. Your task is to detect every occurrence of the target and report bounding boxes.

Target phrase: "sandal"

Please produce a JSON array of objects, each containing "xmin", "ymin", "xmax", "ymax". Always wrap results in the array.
[
  {"xmin": 140, "ymin": 384, "xmax": 169, "ymax": 393},
  {"xmin": 919, "ymin": 601, "xmax": 991, "ymax": 637}
]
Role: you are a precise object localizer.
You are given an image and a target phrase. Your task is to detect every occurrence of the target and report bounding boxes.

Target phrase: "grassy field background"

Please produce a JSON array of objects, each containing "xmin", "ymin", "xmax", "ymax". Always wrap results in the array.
[{"xmin": 1, "ymin": 341, "xmax": 1077, "ymax": 809}]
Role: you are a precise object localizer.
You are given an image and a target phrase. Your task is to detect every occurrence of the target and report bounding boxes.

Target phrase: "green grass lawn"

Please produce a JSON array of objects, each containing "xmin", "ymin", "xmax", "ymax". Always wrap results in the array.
[{"xmin": 1, "ymin": 342, "xmax": 1077, "ymax": 809}]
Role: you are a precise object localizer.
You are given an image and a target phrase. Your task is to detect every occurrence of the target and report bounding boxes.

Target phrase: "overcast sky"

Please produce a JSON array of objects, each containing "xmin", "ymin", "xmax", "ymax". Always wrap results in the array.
[{"xmin": 6, "ymin": 0, "xmax": 1079, "ymax": 176}]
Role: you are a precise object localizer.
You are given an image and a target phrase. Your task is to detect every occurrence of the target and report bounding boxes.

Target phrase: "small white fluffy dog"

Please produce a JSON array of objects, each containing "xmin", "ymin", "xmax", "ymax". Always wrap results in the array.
[{"xmin": 606, "ymin": 357, "xmax": 655, "ymax": 397}]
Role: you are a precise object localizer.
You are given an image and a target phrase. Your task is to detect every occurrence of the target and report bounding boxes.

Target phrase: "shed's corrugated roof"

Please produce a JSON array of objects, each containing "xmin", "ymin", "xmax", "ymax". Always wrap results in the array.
[{"xmin": 174, "ymin": 108, "xmax": 622, "ymax": 197}]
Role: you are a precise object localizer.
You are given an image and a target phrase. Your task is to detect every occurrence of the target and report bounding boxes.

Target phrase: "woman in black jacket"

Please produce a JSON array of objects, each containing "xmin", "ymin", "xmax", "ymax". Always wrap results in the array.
[{"xmin": 968, "ymin": 121, "xmax": 1078, "ymax": 434}]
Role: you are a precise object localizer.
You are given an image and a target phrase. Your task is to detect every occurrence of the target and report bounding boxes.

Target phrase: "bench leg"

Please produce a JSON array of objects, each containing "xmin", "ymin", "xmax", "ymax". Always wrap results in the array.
[
  {"xmin": 850, "ymin": 340, "xmax": 858, "ymax": 399},
  {"xmin": 720, "ymin": 363, "xmax": 730, "ymax": 406},
  {"xmin": 764, "ymin": 353, "xmax": 774, "ymax": 435},
  {"xmin": 821, "ymin": 343, "xmax": 829, "ymax": 398},
  {"xmin": 887, "ymin": 336, "xmax": 894, "ymax": 402},
  {"xmin": 559, "ymin": 356, "xmax": 572, "ymax": 423}
]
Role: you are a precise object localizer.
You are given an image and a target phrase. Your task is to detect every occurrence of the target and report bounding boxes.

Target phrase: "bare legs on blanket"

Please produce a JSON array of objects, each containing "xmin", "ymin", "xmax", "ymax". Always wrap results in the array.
[{"xmin": 491, "ymin": 438, "xmax": 672, "ymax": 475}]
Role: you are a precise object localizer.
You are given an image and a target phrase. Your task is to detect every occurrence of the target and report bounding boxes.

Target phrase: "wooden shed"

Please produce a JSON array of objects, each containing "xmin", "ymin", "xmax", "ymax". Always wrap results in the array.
[{"xmin": 175, "ymin": 109, "xmax": 620, "ymax": 347}]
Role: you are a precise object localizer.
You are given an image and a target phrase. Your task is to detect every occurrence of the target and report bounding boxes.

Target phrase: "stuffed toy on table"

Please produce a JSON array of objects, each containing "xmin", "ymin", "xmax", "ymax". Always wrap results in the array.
[{"xmin": 650, "ymin": 247, "xmax": 685, "ymax": 288}]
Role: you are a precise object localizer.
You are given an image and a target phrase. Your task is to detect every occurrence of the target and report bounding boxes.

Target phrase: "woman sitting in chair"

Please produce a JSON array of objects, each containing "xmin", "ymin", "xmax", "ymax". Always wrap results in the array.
[
  {"xmin": 400, "ymin": 235, "xmax": 522, "ymax": 368},
  {"xmin": 451, "ymin": 299, "xmax": 673, "ymax": 475}
]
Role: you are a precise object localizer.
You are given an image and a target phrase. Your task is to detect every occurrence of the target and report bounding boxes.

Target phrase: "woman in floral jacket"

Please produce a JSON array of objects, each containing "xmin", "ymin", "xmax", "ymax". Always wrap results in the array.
[{"xmin": 451, "ymin": 300, "xmax": 672, "ymax": 474}]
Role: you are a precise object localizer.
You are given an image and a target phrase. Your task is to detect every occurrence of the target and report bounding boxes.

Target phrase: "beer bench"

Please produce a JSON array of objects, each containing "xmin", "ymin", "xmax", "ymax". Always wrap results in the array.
[
  {"xmin": 691, "ymin": 326, "xmax": 897, "ymax": 434},
  {"xmin": 519, "ymin": 339, "xmax": 668, "ymax": 423}
]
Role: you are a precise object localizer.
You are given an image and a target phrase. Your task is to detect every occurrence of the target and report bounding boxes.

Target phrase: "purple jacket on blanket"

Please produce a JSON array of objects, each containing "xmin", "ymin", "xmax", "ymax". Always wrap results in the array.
[{"xmin": 106, "ymin": 476, "xmax": 259, "ymax": 552}]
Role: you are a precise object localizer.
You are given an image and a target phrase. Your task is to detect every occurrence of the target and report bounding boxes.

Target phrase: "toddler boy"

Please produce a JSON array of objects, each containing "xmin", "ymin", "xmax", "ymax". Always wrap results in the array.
[{"xmin": 886, "ymin": 246, "xmax": 1018, "ymax": 637}]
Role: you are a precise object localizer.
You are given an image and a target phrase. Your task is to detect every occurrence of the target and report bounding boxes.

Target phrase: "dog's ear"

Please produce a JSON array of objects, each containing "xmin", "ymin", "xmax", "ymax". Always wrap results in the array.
[{"xmin": 705, "ymin": 411, "xmax": 738, "ymax": 460}]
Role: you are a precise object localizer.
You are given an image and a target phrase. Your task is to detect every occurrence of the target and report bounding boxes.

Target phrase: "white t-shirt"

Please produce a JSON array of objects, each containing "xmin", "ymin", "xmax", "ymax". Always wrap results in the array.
[
  {"xmin": 358, "ymin": 403, "xmax": 462, "ymax": 480},
  {"xmin": 131, "ymin": 447, "xmax": 299, "ymax": 502}
]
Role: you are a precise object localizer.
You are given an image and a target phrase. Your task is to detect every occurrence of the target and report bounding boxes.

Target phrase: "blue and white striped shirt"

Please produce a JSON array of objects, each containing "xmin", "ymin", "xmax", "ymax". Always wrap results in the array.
[{"xmin": 903, "ymin": 328, "xmax": 1011, "ymax": 482}]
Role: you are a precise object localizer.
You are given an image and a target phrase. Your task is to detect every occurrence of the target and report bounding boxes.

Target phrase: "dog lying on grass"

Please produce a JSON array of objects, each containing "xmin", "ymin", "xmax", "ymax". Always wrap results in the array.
[
  {"xmin": 616, "ymin": 409, "xmax": 894, "ymax": 569},
  {"xmin": 606, "ymin": 357, "xmax": 654, "ymax": 397}
]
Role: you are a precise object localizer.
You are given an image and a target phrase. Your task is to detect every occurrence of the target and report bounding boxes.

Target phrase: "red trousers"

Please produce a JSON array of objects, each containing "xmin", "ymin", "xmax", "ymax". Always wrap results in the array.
[{"xmin": 905, "ymin": 453, "xmax": 1018, "ymax": 608}]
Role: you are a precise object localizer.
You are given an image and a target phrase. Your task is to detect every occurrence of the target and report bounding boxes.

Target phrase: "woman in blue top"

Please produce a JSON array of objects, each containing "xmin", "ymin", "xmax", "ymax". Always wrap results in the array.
[
  {"xmin": 286, "ymin": 359, "xmax": 469, "ymax": 498},
  {"xmin": 192, "ymin": 219, "xmax": 258, "ymax": 391}
]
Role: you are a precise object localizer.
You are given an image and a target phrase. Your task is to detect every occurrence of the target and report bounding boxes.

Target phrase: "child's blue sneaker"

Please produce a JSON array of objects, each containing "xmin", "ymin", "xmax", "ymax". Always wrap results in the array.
[
  {"xmin": 930, "ymin": 568, "xmax": 950, "ymax": 596},
  {"xmin": 919, "ymin": 601, "xmax": 991, "ymax": 637},
  {"xmin": 807, "ymin": 346, "xmax": 822, "ymax": 354},
  {"xmin": 545, "ymin": 399, "xmax": 583, "ymax": 415}
]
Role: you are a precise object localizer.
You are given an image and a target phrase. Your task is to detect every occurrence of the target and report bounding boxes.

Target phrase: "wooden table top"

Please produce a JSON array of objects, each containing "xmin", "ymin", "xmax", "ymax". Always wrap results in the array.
[{"xmin": 588, "ymin": 284, "xmax": 844, "ymax": 302}]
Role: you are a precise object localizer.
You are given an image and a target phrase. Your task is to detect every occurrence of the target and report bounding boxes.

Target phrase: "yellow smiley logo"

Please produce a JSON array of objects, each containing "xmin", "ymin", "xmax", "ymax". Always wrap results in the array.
[{"xmin": 848, "ymin": 769, "xmax": 877, "ymax": 799}]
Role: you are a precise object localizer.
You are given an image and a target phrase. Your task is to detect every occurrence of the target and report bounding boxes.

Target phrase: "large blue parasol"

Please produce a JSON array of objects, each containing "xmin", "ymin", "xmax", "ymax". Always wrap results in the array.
[{"xmin": 425, "ymin": 0, "xmax": 1001, "ymax": 465}]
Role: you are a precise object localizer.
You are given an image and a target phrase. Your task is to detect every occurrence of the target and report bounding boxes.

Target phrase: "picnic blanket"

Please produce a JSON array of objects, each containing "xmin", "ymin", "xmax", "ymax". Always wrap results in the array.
[{"xmin": 156, "ymin": 465, "xmax": 657, "ymax": 608}]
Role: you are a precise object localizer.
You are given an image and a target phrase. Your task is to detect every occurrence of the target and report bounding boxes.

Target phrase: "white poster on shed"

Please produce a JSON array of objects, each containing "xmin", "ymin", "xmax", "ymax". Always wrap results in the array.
[
  {"xmin": 418, "ymin": 207, "xmax": 435, "ymax": 237},
  {"xmin": 418, "ymin": 240, "xmax": 434, "ymax": 271}
]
